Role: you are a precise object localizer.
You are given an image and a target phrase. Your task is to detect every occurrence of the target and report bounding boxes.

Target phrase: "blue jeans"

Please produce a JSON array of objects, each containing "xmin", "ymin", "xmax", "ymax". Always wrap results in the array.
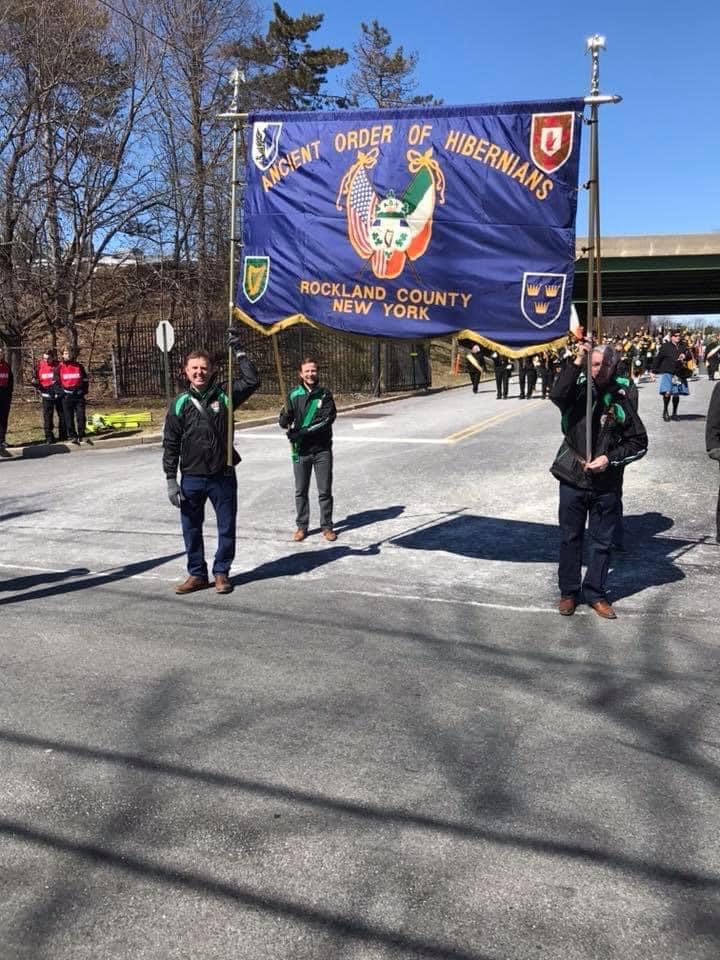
[
  {"xmin": 558, "ymin": 482, "xmax": 619, "ymax": 603},
  {"xmin": 180, "ymin": 470, "xmax": 237, "ymax": 578}
]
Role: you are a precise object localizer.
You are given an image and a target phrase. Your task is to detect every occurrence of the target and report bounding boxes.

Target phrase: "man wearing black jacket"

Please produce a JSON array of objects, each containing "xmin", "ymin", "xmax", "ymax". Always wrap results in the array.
[
  {"xmin": 491, "ymin": 351, "xmax": 512, "ymax": 399},
  {"xmin": 550, "ymin": 342, "xmax": 648, "ymax": 619},
  {"xmin": 706, "ymin": 381, "xmax": 720, "ymax": 543},
  {"xmin": 279, "ymin": 357, "xmax": 337, "ymax": 542},
  {"xmin": 163, "ymin": 331, "xmax": 260, "ymax": 595}
]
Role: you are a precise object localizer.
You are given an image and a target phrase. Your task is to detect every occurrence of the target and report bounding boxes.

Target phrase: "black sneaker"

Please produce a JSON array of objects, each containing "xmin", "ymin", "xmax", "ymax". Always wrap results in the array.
[{"xmin": 72, "ymin": 438, "xmax": 81, "ymax": 446}]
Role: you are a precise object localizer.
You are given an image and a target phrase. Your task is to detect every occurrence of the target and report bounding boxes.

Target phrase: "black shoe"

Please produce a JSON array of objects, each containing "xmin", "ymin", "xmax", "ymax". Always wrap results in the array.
[
  {"xmin": 45, "ymin": 435, "xmax": 56, "ymax": 444},
  {"xmin": 496, "ymin": 394, "xmax": 501, "ymax": 400},
  {"xmin": 663, "ymin": 411, "xmax": 670, "ymax": 422},
  {"xmin": 84, "ymin": 438, "xmax": 93, "ymax": 446},
  {"xmin": 519, "ymin": 393, "xmax": 525, "ymax": 399},
  {"xmin": 671, "ymin": 413, "xmax": 679, "ymax": 421},
  {"xmin": 71, "ymin": 438, "xmax": 81, "ymax": 446}
]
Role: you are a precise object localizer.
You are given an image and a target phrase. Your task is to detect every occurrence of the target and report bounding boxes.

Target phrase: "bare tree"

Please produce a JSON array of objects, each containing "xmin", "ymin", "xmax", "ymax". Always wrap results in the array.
[
  {"xmin": 145, "ymin": 0, "xmax": 261, "ymax": 331},
  {"xmin": 0, "ymin": 0, "xmax": 161, "ymax": 356}
]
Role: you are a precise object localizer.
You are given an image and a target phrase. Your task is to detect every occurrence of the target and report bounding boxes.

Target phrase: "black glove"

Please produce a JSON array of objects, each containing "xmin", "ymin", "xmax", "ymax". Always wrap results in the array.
[
  {"xmin": 226, "ymin": 326, "xmax": 245, "ymax": 357},
  {"xmin": 167, "ymin": 478, "xmax": 184, "ymax": 508},
  {"xmin": 287, "ymin": 428, "xmax": 300, "ymax": 443},
  {"xmin": 708, "ymin": 447, "xmax": 720, "ymax": 462}
]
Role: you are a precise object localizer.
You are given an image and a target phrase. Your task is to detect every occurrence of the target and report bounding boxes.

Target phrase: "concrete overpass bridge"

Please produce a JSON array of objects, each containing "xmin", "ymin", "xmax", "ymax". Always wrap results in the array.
[{"xmin": 572, "ymin": 233, "xmax": 720, "ymax": 321}]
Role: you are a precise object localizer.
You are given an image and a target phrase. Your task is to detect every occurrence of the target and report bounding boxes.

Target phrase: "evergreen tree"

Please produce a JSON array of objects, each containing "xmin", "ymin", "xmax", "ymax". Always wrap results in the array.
[
  {"xmin": 231, "ymin": 2, "xmax": 348, "ymax": 110},
  {"xmin": 346, "ymin": 20, "xmax": 439, "ymax": 109}
]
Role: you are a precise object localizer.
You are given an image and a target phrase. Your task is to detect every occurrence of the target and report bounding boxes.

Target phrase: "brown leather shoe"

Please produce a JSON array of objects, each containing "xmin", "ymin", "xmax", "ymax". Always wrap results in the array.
[
  {"xmin": 590, "ymin": 599, "xmax": 617, "ymax": 620},
  {"xmin": 175, "ymin": 575, "xmax": 209, "ymax": 595},
  {"xmin": 322, "ymin": 528, "xmax": 337, "ymax": 542},
  {"xmin": 558, "ymin": 597, "xmax": 577, "ymax": 616},
  {"xmin": 214, "ymin": 573, "xmax": 233, "ymax": 594},
  {"xmin": 293, "ymin": 528, "xmax": 306, "ymax": 542}
]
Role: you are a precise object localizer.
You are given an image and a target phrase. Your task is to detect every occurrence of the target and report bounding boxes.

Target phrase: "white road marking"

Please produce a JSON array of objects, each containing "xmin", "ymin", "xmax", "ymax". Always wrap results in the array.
[{"xmin": 332, "ymin": 588, "xmax": 647, "ymax": 618}]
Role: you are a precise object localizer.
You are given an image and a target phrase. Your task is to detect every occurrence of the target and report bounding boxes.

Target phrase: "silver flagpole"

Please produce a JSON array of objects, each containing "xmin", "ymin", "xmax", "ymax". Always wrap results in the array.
[
  {"xmin": 220, "ymin": 68, "xmax": 246, "ymax": 467},
  {"xmin": 583, "ymin": 35, "xmax": 621, "ymax": 463}
]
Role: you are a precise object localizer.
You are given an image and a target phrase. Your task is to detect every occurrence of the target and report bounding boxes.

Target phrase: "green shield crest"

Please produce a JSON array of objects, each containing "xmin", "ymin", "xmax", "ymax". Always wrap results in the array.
[{"xmin": 243, "ymin": 256, "xmax": 270, "ymax": 303}]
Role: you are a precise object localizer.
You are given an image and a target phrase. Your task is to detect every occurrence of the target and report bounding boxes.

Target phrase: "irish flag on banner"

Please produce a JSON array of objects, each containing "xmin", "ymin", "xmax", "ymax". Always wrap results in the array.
[{"xmin": 403, "ymin": 150, "xmax": 445, "ymax": 261}]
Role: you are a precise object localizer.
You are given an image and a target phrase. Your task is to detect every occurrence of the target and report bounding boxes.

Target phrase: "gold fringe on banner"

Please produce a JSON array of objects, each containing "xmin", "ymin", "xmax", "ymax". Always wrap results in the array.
[
  {"xmin": 233, "ymin": 307, "xmax": 570, "ymax": 358},
  {"xmin": 455, "ymin": 329, "xmax": 570, "ymax": 359}
]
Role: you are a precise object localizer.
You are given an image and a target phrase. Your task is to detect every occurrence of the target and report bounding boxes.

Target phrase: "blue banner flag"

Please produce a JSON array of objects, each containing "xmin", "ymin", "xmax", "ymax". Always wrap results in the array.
[{"xmin": 236, "ymin": 99, "xmax": 584, "ymax": 355}]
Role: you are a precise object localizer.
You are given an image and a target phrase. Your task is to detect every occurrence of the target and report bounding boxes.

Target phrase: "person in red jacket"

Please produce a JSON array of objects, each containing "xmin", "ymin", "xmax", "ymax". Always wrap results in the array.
[
  {"xmin": 32, "ymin": 347, "xmax": 68, "ymax": 444},
  {"xmin": 0, "ymin": 345, "xmax": 13, "ymax": 450},
  {"xmin": 57, "ymin": 347, "xmax": 90, "ymax": 445}
]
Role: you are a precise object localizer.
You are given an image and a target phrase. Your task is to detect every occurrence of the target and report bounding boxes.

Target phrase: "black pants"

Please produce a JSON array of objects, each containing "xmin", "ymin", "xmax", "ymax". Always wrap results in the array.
[
  {"xmin": 62, "ymin": 393, "xmax": 86, "ymax": 440},
  {"xmin": 0, "ymin": 389, "xmax": 11, "ymax": 442},
  {"xmin": 558, "ymin": 482, "xmax": 619, "ymax": 603},
  {"xmin": 520, "ymin": 369, "xmax": 538, "ymax": 398},
  {"xmin": 42, "ymin": 395, "xmax": 67, "ymax": 441},
  {"xmin": 494, "ymin": 369, "xmax": 509, "ymax": 398},
  {"xmin": 469, "ymin": 370, "xmax": 481, "ymax": 393},
  {"xmin": 539, "ymin": 370, "xmax": 555, "ymax": 398},
  {"xmin": 294, "ymin": 449, "xmax": 333, "ymax": 530}
]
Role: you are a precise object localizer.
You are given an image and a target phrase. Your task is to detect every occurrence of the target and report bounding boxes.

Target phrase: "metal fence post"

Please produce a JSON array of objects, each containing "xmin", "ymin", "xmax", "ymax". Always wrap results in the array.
[
  {"xmin": 372, "ymin": 339, "xmax": 381, "ymax": 397},
  {"xmin": 110, "ymin": 345, "xmax": 119, "ymax": 399}
]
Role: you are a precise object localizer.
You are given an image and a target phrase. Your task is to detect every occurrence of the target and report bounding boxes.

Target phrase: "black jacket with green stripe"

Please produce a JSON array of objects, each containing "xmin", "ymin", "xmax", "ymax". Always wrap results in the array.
[
  {"xmin": 162, "ymin": 357, "xmax": 260, "ymax": 477},
  {"xmin": 549, "ymin": 362, "xmax": 648, "ymax": 493},
  {"xmin": 278, "ymin": 383, "xmax": 336, "ymax": 457}
]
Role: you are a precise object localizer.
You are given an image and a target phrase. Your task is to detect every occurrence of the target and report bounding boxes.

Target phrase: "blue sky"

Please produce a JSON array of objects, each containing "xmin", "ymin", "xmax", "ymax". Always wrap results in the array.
[{"xmin": 287, "ymin": 0, "xmax": 720, "ymax": 238}]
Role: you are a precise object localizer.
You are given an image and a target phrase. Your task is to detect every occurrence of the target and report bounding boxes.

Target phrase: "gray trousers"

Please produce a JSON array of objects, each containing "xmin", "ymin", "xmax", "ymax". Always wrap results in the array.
[{"xmin": 293, "ymin": 448, "xmax": 333, "ymax": 530}]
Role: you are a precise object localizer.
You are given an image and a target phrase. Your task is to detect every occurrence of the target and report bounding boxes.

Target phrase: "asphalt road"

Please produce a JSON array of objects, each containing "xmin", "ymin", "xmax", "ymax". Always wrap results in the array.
[{"xmin": 2, "ymin": 373, "xmax": 720, "ymax": 960}]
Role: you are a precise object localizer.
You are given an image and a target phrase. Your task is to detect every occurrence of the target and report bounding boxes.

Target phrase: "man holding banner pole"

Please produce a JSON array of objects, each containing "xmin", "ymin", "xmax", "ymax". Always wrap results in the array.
[
  {"xmin": 550, "ymin": 340, "xmax": 647, "ymax": 619},
  {"xmin": 163, "ymin": 335, "xmax": 260, "ymax": 595}
]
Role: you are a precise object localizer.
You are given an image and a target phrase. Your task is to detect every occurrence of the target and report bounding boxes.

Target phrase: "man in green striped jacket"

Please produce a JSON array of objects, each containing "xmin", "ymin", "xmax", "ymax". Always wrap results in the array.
[{"xmin": 279, "ymin": 357, "xmax": 337, "ymax": 542}]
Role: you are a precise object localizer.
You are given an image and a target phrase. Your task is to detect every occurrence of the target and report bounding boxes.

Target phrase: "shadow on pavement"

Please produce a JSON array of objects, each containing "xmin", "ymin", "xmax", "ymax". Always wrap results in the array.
[
  {"xmin": 3, "ymin": 442, "xmax": 72, "ymax": 460},
  {"xmin": 393, "ymin": 511, "xmax": 689, "ymax": 601},
  {"xmin": 233, "ymin": 543, "xmax": 381, "ymax": 586},
  {"xmin": 0, "ymin": 567, "xmax": 90, "ymax": 593},
  {"xmin": 334, "ymin": 505, "xmax": 405, "ymax": 533},
  {"xmin": 393, "ymin": 514, "xmax": 560, "ymax": 563},
  {"xmin": 0, "ymin": 509, "xmax": 44, "ymax": 524},
  {"xmin": 0, "ymin": 553, "xmax": 184, "ymax": 606},
  {"xmin": 1, "ymin": 721, "xmax": 718, "ymax": 960},
  {"xmin": 234, "ymin": 505, "xmax": 403, "ymax": 584}
]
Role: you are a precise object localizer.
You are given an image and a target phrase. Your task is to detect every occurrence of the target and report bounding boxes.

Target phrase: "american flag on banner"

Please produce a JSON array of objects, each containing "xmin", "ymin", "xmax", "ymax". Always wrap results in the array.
[{"xmin": 347, "ymin": 166, "xmax": 377, "ymax": 261}]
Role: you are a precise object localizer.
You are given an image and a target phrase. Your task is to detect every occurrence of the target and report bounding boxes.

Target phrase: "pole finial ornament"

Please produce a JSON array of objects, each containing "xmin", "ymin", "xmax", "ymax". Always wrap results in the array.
[{"xmin": 585, "ymin": 35, "xmax": 607, "ymax": 96}]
